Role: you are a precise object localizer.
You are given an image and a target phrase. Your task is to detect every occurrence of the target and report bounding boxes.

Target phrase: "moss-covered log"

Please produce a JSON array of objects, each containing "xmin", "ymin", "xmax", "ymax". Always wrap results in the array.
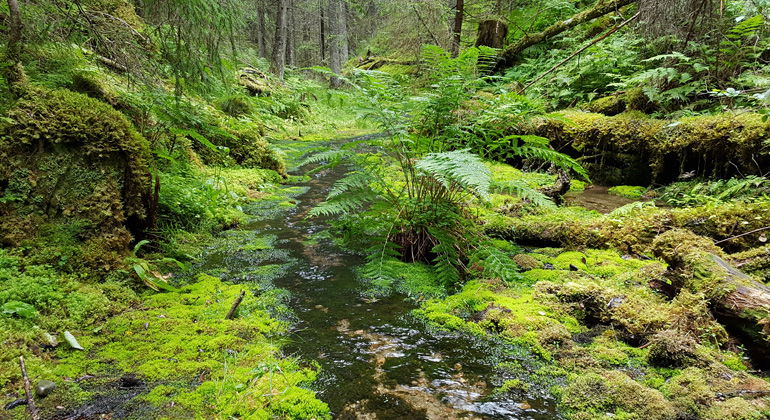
[
  {"xmin": 526, "ymin": 110, "xmax": 770, "ymax": 184},
  {"xmin": 652, "ymin": 230, "xmax": 770, "ymax": 348},
  {"xmin": 487, "ymin": 201, "xmax": 770, "ymax": 254},
  {"xmin": 496, "ymin": 0, "xmax": 636, "ymax": 70}
]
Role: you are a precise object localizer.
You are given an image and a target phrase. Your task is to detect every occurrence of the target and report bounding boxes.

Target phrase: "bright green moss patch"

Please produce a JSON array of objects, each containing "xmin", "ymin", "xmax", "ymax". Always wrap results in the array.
[
  {"xmin": 0, "ymin": 246, "xmax": 329, "ymax": 419},
  {"xmin": 416, "ymin": 279, "xmax": 582, "ymax": 346},
  {"xmin": 608, "ymin": 185, "xmax": 648, "ymax": 199}
]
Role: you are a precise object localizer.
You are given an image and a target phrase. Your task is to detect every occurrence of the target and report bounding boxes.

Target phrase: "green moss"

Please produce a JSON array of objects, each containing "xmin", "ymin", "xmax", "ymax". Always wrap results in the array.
[
  {"xmin": 0, "ymin": 86, "xmax": 153, "ymax": 271},
  {"xmin": 609, "ymin": 185, "xmax": 648, "ymax": 199},
  {"xmin": 528, "ymin": 110, "xmax": 770, "ymax": 185},
  {"xmin": 583, "ymin": 94, "xmax": 627, "ymax": 116},
  {"xmin": 559, "ymin": 371, "xmax": 676, "ymax": 420},
  {"xmin": 705, "ymin": 398, "xmax": 765, "ymax": 420}
]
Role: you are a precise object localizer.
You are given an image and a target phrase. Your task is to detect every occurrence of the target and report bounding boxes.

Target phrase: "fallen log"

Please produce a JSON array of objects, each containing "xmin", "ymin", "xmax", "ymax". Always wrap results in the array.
[
  {"xmin": 496, "ymin": 0, "xmax": 636, "ymax": 71},
  {"xmin": 652, "ymin": 230, "xmax": 770, "ymax": 348}
]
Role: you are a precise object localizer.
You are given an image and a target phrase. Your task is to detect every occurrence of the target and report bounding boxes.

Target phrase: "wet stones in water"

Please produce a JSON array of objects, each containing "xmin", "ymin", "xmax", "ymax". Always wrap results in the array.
[{"xmin": 35, "ymin": 380, "xmax": 57, "ymax": 398}]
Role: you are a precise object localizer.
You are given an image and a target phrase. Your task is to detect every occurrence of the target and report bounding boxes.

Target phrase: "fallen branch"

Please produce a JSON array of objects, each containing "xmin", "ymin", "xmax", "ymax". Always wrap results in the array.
[
  {"xmin": 225, "ymin": 291, "xmax": 246, "ymax": 320},
  {"xmin": 18, "ymin": 356, "xmax": 39, "ymax": 420},
  {"xmin": 496, "ymin": 0, "xmax": 635, "ymax": 71},
  {"xmin": 714, "ymin": 226, "xmax": 770, "ymax": 245},
  {"xmin": 521, "ymin": 12, "xmax": 640, "ymax": 92}
]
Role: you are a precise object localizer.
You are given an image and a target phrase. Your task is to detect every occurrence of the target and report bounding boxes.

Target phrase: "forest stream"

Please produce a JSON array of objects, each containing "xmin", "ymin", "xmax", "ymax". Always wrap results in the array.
[{"xmin": 188, "ymin": 137, "xmax": 560, "ymax": 419}]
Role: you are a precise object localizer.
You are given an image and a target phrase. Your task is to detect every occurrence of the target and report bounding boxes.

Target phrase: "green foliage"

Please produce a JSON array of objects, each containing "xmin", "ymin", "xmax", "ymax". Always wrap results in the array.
[
  {"xmin": 608, "ymin": 185, "xmax": 648, "ymax": 199},
  {"xmin": 1, "ymin": 301, "xmax": 38, "ymax": 319},
  {"xmin": 660, "ymin": 176, "xmax": 770, "ymax": 207}
]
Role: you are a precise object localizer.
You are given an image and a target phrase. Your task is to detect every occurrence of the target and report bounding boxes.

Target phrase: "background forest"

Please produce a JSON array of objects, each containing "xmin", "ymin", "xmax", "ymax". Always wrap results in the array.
[{"xmin": 1, "ymin": 0, "xmax": 770, "ymax": 419}]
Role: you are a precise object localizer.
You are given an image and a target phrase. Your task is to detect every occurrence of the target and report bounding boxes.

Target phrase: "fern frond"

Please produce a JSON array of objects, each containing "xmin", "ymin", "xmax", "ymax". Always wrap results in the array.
[
  {"xmin": 493, "ymin": 179, "xmax": 557, "ymax": 208},
  {"xmin": 298, "ymin": 149, "xmax": 351, "ymax": 167},
  {"xmin": 428, "ymin": 227, "xmax": 461, "ymax": 286},
  {"xmin": 513, "ymin": 135, "xmax": 590, "ymax": 181},
  {"xmin": 415, "ymin": 149, "xmax": 491, "ymax": 198},
  {"xmin": 607, "ymin": 201, "xmax": 656, "ymax": 218},
  {"xmin": 327, "ymin": 171, "xmax": 374, "ymax": 199},
  {"xmin": 308, "ymin": 190, "xmax": 376, "ymax": 217},
  {"xmin": 473, "ymin": 245, "xmax": 522, "ymax": 284}
]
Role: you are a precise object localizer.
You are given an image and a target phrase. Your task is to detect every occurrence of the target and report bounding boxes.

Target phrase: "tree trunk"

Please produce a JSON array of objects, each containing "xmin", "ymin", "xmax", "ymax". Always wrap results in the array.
[
  {"xmin": 328, "ymin": 0, "xmax": 345, "ymax": 87},
  {"xmin": 286, "ymin": 0, "xmax": 296, "ymax": 67},
  {"xmin": 340, "ymin": 0, "xmax": 349, "ymax": 64},
  {"xmin": 5, "ymin": 0, "xmax": 27, "ymax": 94},
  {"xmin": 257, "ymin": 1, "xmax": 267, "ymax": 58},
  {"xmin": 496, "ymin": 0, "xmax": 635, "ymax": 70},
  {"xmin": 320, "ymin": 0, "xmax": 326, "ymax": 62},
  {"xmin": 450, "ymin": 0, "xmax": 464, "ymax": 57},
  {"xmin": 476, "ymin": 20, "xmax": 508, "ymax": 49},
  {"xmin": 271, "ymin": 0, "xmax": 289, "ymax": 78}
]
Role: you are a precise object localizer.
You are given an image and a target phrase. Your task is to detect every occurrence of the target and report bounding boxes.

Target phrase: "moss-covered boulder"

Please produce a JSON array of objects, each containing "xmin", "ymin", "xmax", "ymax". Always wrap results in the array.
[{"xmin": 0, "ymin": 87, "xmax": 152, "ymax": 271}]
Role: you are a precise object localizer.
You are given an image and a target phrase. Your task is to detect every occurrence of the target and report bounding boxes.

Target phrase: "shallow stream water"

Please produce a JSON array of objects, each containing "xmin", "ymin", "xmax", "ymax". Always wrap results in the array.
[{"xmin": 194, "ymin": 138, "xmax": 563, "ymax": 419}]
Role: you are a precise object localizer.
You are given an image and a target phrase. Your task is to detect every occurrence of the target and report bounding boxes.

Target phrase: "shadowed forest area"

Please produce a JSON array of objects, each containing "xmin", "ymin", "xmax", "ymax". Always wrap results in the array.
[{"xmin": 1, "ymin": 0, "xmax": 770, "ymax": 419}]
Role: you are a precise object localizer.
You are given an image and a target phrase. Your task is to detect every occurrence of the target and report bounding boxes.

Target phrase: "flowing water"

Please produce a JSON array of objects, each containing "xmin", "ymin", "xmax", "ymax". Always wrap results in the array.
[{"xmin": 193, "ymin": 138, "xmax": 563, "ymax": 419}]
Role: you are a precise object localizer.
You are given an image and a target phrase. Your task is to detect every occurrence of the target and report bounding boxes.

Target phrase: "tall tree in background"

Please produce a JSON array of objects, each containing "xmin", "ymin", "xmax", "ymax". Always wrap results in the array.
[
  {"xmin": 328, "ymin": 0, "xmax": 348, "ymax": 87},
  {"xmin": 257, "ymin": 1, "xmax": 267, "ymax": 58},
  {"xmin": 271, "ymin": 0, "xmax": 290, "ymax": 78},
  {"xmin": 287, "ymin": 0, "xmax": 297, "ymax": 66},
  {"xmin": 450, "ymin": 0, "xmax": 464, "ymax": 57},
  {"xmin": 5, "ymin": 0, "xmax": 27, "ymax": 94}
]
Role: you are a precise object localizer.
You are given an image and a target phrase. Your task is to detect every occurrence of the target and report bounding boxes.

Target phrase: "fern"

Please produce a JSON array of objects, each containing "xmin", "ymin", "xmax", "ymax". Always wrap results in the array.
[
  {"xmin": 472, "ymin": 245, "xmax": 522, "ymax": 284},
  {"xmin": 428, "ymin": 227, "xmax": 462, "ymax": 286},
  {"xmin": 492, "ymin": 179, "xmax": 556, "ymax": 209},
  {"xmin": 415, "ymin": 150, "xmax": 492, "ymax": 199},
  {"xmin": 298, "ymin": 149, "xmax": 351, "ymax": 167},
  {"xmin": 607, "ymin": 201, "xmax": 656, "ymax": 218}
]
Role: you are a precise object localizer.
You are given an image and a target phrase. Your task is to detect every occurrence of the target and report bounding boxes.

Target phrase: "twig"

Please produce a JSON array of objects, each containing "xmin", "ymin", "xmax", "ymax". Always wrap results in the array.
[
  {"xmin": 225, "ymin": 291, "xmax": 246, "ymax": 320},
  {"xmin": 520, "ymin": 12, "xmax": 640, "ymax": 93},
  {"xmin": 18, "ymin": 356, "xmax": 39, "ymax": 420},
  {"xmin": 714, "ymin": 226, "xmax": 770, "ymax": 245}
]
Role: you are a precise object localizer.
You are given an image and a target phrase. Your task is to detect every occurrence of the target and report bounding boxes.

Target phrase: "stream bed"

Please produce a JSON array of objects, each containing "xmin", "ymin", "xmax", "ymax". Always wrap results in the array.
[{"xmin": 193, "ymin": 139, "xmax": 562, "ymax": 419}]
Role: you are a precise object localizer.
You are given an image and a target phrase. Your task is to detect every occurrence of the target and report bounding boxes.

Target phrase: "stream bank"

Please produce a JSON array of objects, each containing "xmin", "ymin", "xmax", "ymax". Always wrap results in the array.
[{"xmin": 193, "ymin": 136, "xmax": 562, "ymax": 418}]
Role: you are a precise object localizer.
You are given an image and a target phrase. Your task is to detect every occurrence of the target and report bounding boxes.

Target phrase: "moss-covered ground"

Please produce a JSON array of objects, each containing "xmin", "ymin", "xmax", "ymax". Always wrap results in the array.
[
  {"xmin": 365, "ymin": 159, "xmax": 770, "ymax": 420},
  {"xmin": 0, "ymin": 162, "xmax": 333, "ymax": 419}
]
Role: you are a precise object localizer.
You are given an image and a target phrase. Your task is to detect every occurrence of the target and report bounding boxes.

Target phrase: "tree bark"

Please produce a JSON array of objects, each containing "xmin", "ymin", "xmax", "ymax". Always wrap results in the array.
[
  {"xmin": 450, "ymin": 0, "xmax": 465, "ymax": 57},
  {"xmin": 257, "ymin": 1, "xmax": 267, "ymax": 58},
  {"xmin": 286, "ymin": 0, "xmax": 296, "ymax": 67},
  {"xmin": 340, "ymin": 0, "xmax": 349, "ymax": 64},
  {"xmin": 320, "ymin": 0, "xmax": 326, "ymax": 62},
  {"xmin": 328, "ymin": 0, "xmax": 345, "ymax": 87},
  {"xmin": 495, "ymin": 0, "xmax": 635, "ymax": 70},
  {"xmin": 475, "ymin": 20, "xmax": 508, "ymax": 49},
  {"xmin": 271, "ymin": 0, "xmax": 289, "ymax": 78},
  {"xmin": 5, "ymin": 0, "xmax": 27, "ymax": 94}
]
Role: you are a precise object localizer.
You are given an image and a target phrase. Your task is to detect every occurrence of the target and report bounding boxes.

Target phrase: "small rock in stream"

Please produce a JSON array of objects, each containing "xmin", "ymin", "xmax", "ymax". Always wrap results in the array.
[{"xmin": 35, "ymin": 380, "xmax": 57, "ymax": 398}]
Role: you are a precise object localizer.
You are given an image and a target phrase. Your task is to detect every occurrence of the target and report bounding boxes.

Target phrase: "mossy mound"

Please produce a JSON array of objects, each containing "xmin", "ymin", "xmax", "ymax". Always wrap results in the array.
[
  {"xmin": 608, "ymin": 185, "xmax": 647, "ymax": 199},
  {"xmin": 527, "ymin": 110, "xmax": 770, "ymax": 185},
  {"xmin": 0, "ymin": 86, "xmax": 152, "ymax": 271}
]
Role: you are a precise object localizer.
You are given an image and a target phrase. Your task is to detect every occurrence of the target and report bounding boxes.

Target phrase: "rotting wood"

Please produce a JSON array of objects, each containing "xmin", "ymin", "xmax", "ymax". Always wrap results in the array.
[
  {"xmin": 496, "ymin": 0, "xmax": 636, "ymax": 71},
  {"xmin": 225, "ymin": 291, "xmax": 246, "ymax": 320},
  {"xmin": 19, "ymin": 356, "xmax": 39, "ymax": 420}
]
